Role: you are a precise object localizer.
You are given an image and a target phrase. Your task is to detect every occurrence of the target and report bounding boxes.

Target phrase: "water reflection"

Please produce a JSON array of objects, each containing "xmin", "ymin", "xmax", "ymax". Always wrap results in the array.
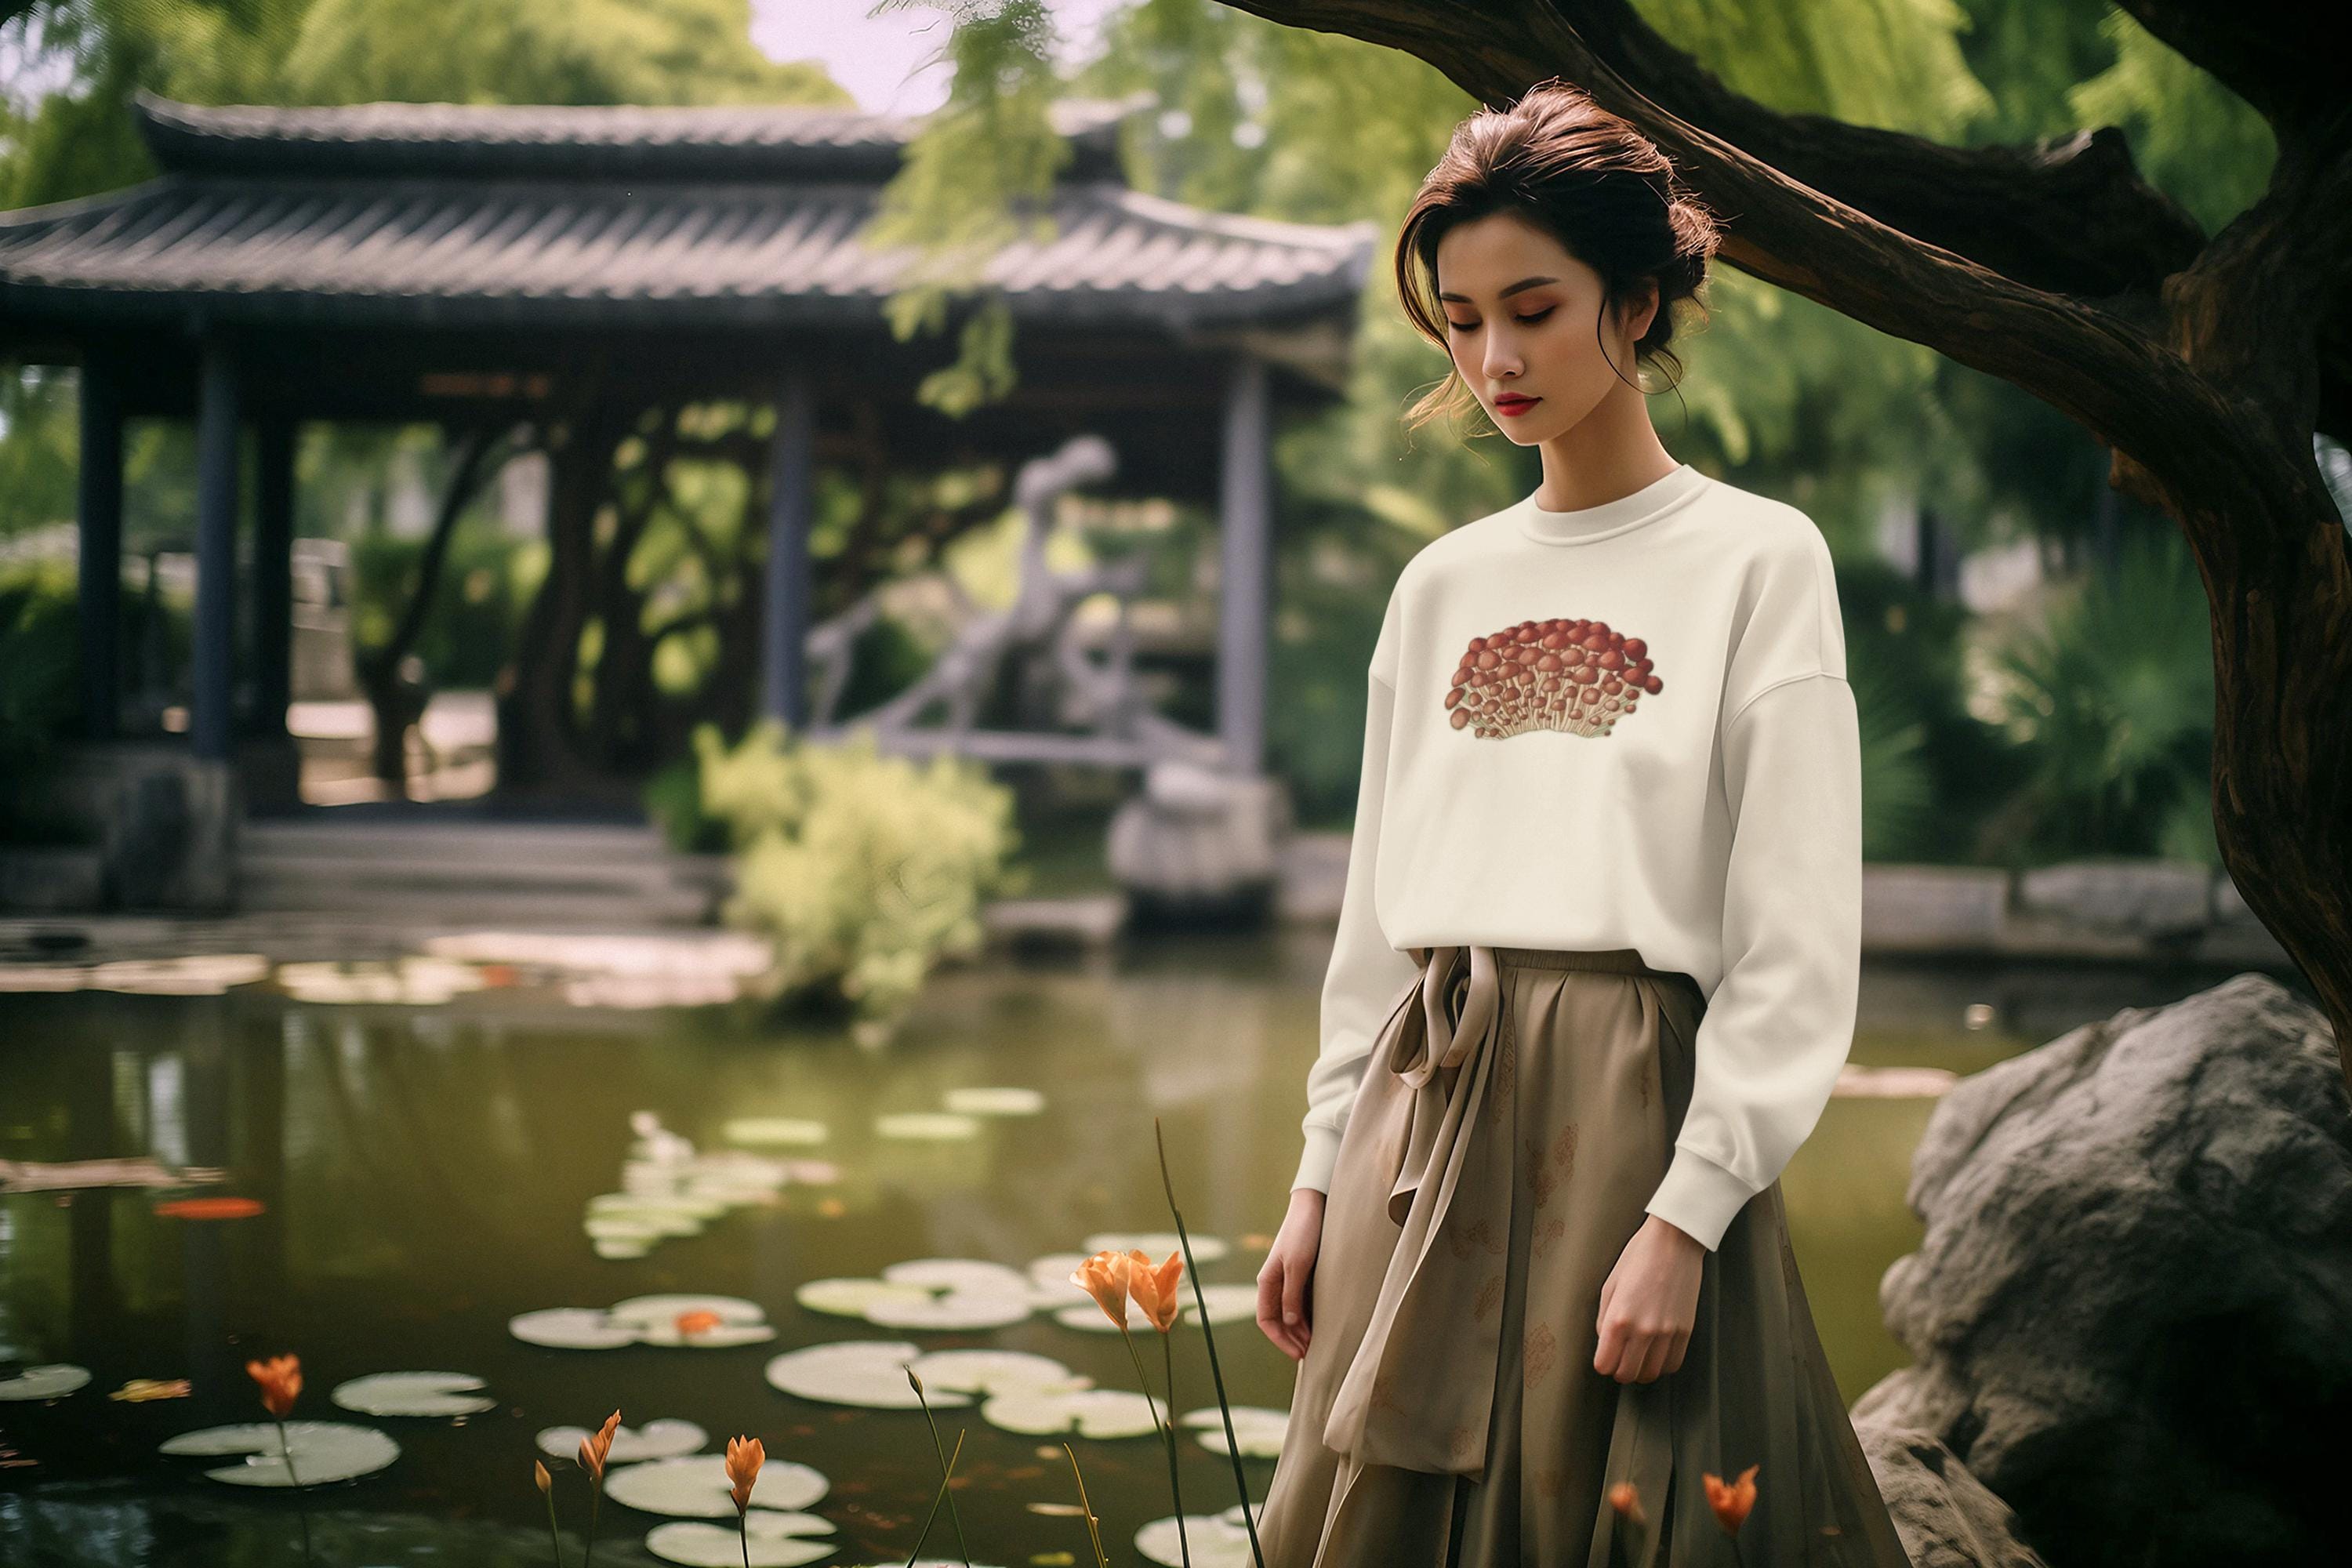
[{"xmin": 0, "ymin": 931, "xmax": 2302, "ymax": 1566}]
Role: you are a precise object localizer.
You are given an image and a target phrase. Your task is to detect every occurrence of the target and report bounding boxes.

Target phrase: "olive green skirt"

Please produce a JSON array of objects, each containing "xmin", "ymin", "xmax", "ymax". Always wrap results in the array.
[{"xmin": 1256, "ymin": 943, "xmax": 1912, "ymax": 1567}]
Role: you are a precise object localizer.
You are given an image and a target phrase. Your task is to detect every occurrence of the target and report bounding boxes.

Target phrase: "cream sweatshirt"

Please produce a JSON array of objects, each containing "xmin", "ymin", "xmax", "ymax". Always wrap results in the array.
[{"xmin": 1292, "ymin": 461, "xmax": 1861, "ymax": 1254}]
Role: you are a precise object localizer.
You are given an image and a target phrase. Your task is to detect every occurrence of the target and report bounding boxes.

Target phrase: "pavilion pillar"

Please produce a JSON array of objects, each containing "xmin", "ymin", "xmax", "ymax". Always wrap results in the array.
[
  {"xmin": 76, "ymin": 356, "xmax": 124, "ymax": 740},
  {"xmin": 1217, "ymin": 354, "xmax": 1272, "ymax": 776},
  {"xmin": 760, "ymin": 366, "xmax": 815, "ymax": 728},
  {"xmin": 250, "ymin": 409, "xmax": 296, "ymax": 739},
  {"xmin": 191, "ymin": 336, "xmax": 241, "ymax": 762}
]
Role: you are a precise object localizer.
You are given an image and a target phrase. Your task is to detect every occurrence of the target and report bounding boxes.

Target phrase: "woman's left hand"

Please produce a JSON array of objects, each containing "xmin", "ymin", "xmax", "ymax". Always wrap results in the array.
[{"xmin": 1594, "ymin": 1214, "xmax": 1704, "ymax": 1383}]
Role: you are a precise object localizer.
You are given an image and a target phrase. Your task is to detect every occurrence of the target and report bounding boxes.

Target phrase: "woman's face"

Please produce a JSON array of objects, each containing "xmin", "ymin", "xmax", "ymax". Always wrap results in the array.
[{"xmin": 1434, "ymin": 210, "xmax": 1657, "ymax": 445}]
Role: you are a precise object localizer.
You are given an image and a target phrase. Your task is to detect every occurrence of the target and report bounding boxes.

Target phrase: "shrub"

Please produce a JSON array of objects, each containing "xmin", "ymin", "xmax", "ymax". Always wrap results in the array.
[{"xmin": 695, "ymin": 720, "xmax": 1024, "ymax": 1036}]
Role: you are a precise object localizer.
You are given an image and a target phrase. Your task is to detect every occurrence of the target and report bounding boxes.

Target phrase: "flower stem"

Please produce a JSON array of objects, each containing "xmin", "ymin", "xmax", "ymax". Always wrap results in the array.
[
  {"xmin": 908, "ymin": 1378, "xmax": 972, "ymax": 1568},
  {"xmin": 902, "ymin": 1426, "xmax": 967, "ymax": 1568},
  {"xmin": 1160, "ymin": 1330, "xmax": 1192, "ymax": 1568},
  {"xmin": 1060, "ymin": 1441, "xmax": 1110, "ymax": 1568},
  {"xmin": 1156, "ymin": 1116, "xmax": 1267, "ymax": 1568},
  {"xmin": 275, "ymin": 1417, "xmax": 314, "ymax": 1566},
  {"xmin": 1116, "ymin": 1327, "xmax": 1167, "ymax": 1443},
  {"xmin": 583, "ymin": 1481, "xmax": 601, "ymax": 1568},
  {"xmin": 739, "ymin": 1508, "xmax": 752, "ymax": 1568},
  {"xmin": 545, "ymin": 1485, "xmax": 566, "ymax": 1568}
]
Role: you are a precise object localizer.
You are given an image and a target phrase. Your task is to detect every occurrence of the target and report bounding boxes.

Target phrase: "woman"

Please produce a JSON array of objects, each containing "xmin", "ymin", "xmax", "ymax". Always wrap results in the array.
[{"xmin": 1250, "ymin": 81, "xmax": 1914, "ymax": 1567}]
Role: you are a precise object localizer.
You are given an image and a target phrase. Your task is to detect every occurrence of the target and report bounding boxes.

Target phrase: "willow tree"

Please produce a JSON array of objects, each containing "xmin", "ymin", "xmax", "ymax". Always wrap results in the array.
[{"xmin": 1182, "ymin": 0, "xmax": 2350, "ymax": 1076}]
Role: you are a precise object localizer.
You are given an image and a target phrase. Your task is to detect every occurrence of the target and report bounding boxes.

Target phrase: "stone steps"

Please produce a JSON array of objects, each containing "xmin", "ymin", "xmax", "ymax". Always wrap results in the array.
[{"xmin": 236, "ymin": 818, "xmax": 719, "ymax": 924}]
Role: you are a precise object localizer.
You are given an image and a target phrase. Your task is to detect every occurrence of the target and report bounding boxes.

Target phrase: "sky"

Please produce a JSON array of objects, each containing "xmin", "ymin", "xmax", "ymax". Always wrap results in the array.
[{"xmin": 752, "ymin": 0, "xmax": 1127, "ymax": 115}]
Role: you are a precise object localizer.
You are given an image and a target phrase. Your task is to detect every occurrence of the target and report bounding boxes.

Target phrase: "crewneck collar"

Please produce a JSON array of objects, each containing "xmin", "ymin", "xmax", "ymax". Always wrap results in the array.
[{"xmin": 1514, "ymin": 462, "xmax": 1708, "ymax": 546}]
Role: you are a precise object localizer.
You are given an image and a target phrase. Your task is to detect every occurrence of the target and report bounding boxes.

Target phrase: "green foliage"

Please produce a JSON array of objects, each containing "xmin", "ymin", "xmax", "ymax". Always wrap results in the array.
[
  {"xmin": 2067, "ymin": 10, "xmax": 2274, "ymax": 237},
  {"xmin": 867, "ymin": 0, "xmax": 1066, "ymax": 417},
  {"xmin": 1980, "ymin": 528, "xmax": 2216, "ymax": 864},
  {"xmin": 0, "ymin": 0, "xmax": 848, "ymax": 210},
  {"xmin": 0, "ymin": 368, "xmax": 78, "ymax": 540},
  {"xmin": 281, "ymin": 0, "xmax": 835, "ymax": 107},
  {"xmin": 0, "ymin": 559, "xmax": 86, "ymax": 843},
  {"xmin": 346, "ymin": 521, "xmax": 533, "ymax": 688},
  {"xmin": 1838, "ymin": 554, "xmax": 2023, "ymax": 860},
  {"xmin": 695, "ymin": 720, "xmax": 1025, "ymax": 1029}
]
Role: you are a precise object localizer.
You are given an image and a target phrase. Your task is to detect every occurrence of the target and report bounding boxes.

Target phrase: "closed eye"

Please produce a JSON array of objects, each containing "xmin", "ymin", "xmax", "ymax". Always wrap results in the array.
[{"xmin": 1447, "ymin": 308, "xmax": 1555, "ymax": 332}]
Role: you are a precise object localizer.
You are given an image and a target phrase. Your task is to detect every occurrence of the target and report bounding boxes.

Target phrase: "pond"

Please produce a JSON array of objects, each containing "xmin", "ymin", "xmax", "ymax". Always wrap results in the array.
[{"xmin": 0, "ymin": 929, "xmax": 2292, "ymax": 1566}]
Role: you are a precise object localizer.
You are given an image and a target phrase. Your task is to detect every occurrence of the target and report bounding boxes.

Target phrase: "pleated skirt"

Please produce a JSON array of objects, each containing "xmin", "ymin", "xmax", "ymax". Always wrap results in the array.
[{"xmin": 1255, "ymin": 944, "xmax": 1913, "ymax": 1568}]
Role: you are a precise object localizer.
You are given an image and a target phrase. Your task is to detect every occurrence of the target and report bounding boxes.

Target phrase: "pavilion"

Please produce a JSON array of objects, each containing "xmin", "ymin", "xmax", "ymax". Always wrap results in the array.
[{"xmin": 0, "ymin": 90, "xmax": 1377, "ymax": 906}]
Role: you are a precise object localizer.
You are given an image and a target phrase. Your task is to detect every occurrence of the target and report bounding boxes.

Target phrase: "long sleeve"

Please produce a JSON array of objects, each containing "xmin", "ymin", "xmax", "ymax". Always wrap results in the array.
[
  {"xmin": 1293, "ymin": 668, "xmax": 1423, "ymax": 1194},
  {"xmin": 1642, "ymin": 669, "xmax": 1862, "ymax": 1251}
]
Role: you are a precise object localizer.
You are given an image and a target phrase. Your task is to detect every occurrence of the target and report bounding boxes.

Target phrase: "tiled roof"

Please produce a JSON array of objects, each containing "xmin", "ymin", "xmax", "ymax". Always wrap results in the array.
[{"xmin": 0, "ymin": 93, "xmax": 1379, "ymax": 331}]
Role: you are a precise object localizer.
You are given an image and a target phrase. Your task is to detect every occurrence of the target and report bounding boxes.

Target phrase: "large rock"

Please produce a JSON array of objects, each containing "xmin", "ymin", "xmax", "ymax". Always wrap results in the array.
[
  {"xmin": 1853, "ymin": 974, "xmax": 2350, "ymax": 1568},
  {"xmin": 1853, "ymin": 1421, "xmax": 2049, "ymax": 1568}
]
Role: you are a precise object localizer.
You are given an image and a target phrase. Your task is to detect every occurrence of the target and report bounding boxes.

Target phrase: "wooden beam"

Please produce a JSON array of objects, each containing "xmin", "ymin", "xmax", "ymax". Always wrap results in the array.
[
  {"xmin": 1218, "ymin": 355, "xmax": 1272, "ymax": 777},
  {"xmin": 191, "ymin": 336, "xmax": 240, "ymax": 763},
  {"xmin": 761, "ymin": 368, "xmax": 815, "ymax": 727},
  {"xmin": 75, "ymin": 358, "xmax": 123, "ymax": 741},
  {"xmin": 250, "ymin": 411, "xmax": 296, "ymax": 739}
]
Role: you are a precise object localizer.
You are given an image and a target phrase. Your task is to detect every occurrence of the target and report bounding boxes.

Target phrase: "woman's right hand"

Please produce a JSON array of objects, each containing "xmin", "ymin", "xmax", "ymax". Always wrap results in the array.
[{"xmin": 1256, "ymin": 1187, "xmax": 1326, "ymax": 1360}]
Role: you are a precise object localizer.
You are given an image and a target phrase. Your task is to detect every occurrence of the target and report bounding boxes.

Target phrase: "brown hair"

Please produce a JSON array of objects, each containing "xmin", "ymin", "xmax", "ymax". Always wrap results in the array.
[{"xmin": 1393, "ymin": 79, "xmax": 1719, "ymax": 433}]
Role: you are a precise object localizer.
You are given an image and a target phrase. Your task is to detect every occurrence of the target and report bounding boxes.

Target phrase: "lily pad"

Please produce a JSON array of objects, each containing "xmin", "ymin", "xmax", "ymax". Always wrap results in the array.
[
  {"xmin": 509, "ymin": 1308, "xmax": 637, "ymax": 1350},
  {"xmin": 1181, "ymin": 1283, "xmax": 1261, "ymax": 1325},
  {"xmin": 860, "ymin": 1258, "xmax": 1036, "ymax": 1330},
  {"xmin": 982, "ymin": 1386, "xmax": 1166, "ymax": 1439},
  {"xmin": 537, "ymin": 1417, "xmax": 706, "ymax": 1465},
  {"xmin": 794, "ymin": 1278, "xmax": 935, "ymax": 1319},
  {"xmin": 329, "ymin": 1372, "xmax": 495, "ymax": 1417},
  {"xmin": 160, "ymin": 1421, "xmax": 401, "ymax": 1486},
  {"xmin": 603, "ymin": 1453, "xmax": 828, "ymax": 1518},
  {"xmin": 586, "ymin": 1213, "xmax": 702, "ymax": 1241},
  {"xmin": 612, "ymin": 1294, "xmax": 775, "ymax": 1348},
  {"xmin": 765, "ymin": 1340, "xmax": 946, "ymax": 1409},
  {"xmin": 1024, "ymin": 1251, "xmax": 1095, "ymax": 1308},
  {"xmin": 0, "ymin": 1363, "xmax": 91, "ymax": 1401},
  {"xmin": 608, "ymin": 1294, "xmax": 766, "ymax": 1328},
  {"xmin": 1054, "ymin": 1298, "xmax": 1162, "ymax": 1334},
  {"xmin": 942, "ymin": 1087, "xmax": 1045, "ymax": 1116},
  {"xmin": 723, "ymin": 1117, "xmax": 829, "ymax": 1147},
  {"xmin": 1181, "ymin": 1404, "xmax": 1288, "ymax": 1458},
  {"xmin": 1135, "ymin": 1504, "xmax": 1261, "ymax": 1567},
  {"xmin": 873, "ymin": 1112, "xmax": 981, "ymax": 1141},
  {"xmin": 645, "ymin": 1512, "xmax": 837, "ymax": 1568},
  {"xmin": 880, "ymin": 1258, "xmax": 1029, "ymax": 1294},
  {"xmin": 593, "ymin": 1237, "xmax": 655, "ymax": 1261},
  {"xmin": 906, "ymin": 1348, "xmax": 1085, "ymax": 1399},
  {"xmin": 0, "ymin": 1363, "xmax": 92, "ymax": 1401},
  {"xmin": 1083, "ymin": 1231, "xmax": 1230, "ymax": 1265}
]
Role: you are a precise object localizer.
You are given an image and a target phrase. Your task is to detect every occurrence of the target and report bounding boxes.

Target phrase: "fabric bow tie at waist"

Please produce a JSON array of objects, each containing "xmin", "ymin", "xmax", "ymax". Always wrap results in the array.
[{"xmin": 1321, "ymin": 943, "xmax": 1517, "ymax": 1480}]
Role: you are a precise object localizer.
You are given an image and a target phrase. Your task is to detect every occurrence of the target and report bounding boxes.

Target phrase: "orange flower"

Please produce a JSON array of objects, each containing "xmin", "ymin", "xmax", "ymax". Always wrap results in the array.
[
  {"xmin": 108, "ymin": 1378, "xmax": 191, "ymax": 1403},
  {"xmin": 156, "ymin": 1196, "xmax": 265, "ymax": 1220},
  {"xmin": 1068, "ymin": 1250, "xmax": 1133, "ymax": 1327},
  {"xmin": 1705, "ymin": 1464, "xmax": 1759, "ymax": 1534},
  {"xmin": 534, "ymin": 1459, "xmax": 552, "ymax": 1494},
  {"xmin": 578, "ymin": 1410, "xmax": 621, "ymax": 1483},
  {"xmin": 1609, "ymin": 1480, "xmax": 1646, "ymax": 1524},
  {"xmin": 674, "ymin": 1309, "xmax": 724, "ymax": 1336},
  {"xmin": 245, "ymin": 1354, "xmax": 300, "ymax": 1419},
  {"xmin": 724, "ymin": 1435, "xmax": 764, "ymax": 1514},
  {"xmin": 1123, "ymin": 1248, "xmax": 1185, "ymax": 1334}
]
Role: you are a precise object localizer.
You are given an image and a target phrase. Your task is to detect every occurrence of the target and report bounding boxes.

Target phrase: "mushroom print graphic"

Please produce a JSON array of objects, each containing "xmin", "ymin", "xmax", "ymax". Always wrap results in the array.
[{"xmin": 1446, "ymin": 617, "xmax": 1662, "ymax": 739}]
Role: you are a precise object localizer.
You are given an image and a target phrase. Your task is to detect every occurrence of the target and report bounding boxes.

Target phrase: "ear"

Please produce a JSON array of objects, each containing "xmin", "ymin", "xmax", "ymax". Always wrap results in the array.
[{"xmin": 1621, "ymin": 276, "xmax": 1662, "ymax": 341}]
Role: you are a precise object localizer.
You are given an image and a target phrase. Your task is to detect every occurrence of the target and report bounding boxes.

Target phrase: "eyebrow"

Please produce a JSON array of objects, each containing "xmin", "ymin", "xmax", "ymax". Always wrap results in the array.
[{"xmin": 1437, "ymin": 275, "xmax": 1559, "ymax": 304}]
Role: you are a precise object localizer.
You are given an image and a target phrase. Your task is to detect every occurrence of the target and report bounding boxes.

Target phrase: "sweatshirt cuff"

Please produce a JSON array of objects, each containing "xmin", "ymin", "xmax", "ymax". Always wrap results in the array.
[
  {"xmin": 1292, "ymin": 1125, "xmax": 1344, "ymax": 1195},
  {"xmin": 1643, "ymin": 1144, "xmax": 1762, "ymax": 1253}
]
